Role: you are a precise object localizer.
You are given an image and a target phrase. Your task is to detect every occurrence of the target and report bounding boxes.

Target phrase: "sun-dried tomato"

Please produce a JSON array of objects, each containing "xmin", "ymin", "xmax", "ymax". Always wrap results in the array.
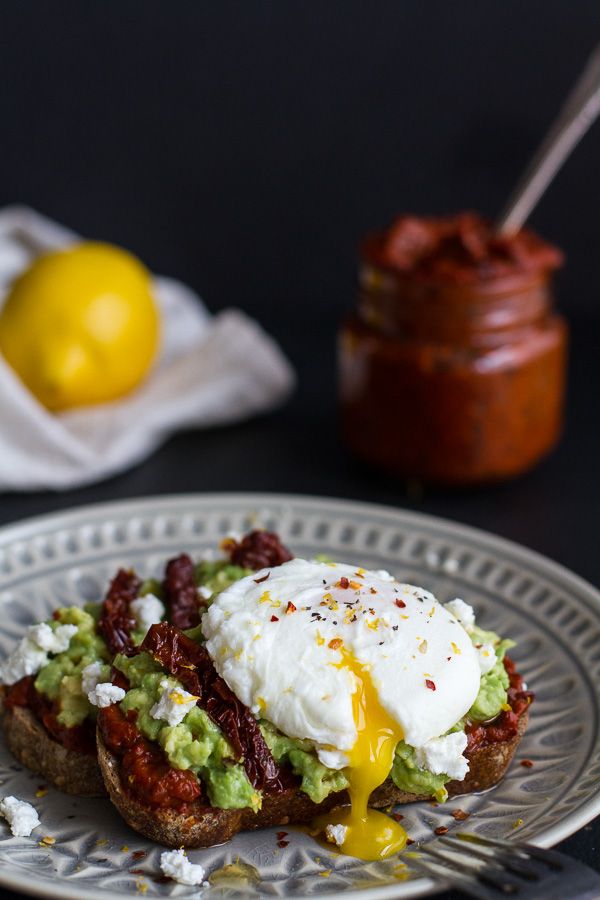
[
  {"xmin": 98, "ymin": 569, "xmax": 140, "ymax": 657},
  {"xmin": 466, "ymin": 657, "xmax": 533, "ymax": 753},
  {"xmin": 3, "ymin": 675, "xmax": 33, "ymax": 709},
  {"xmin": 6, "ymin": 676, "xmax": 96, "ymax": 754},
  {"xmin": 163, "ymin": 554, "xmax": 201, "ymax": 630},
  {"xmin": 98, "ymin": 705, "xmax": 201, "ymax": 809},
  {"xmin": 140, "ymin": 622, "xmax": 291, "ymax": 792},
  {"xmin": 225, "ymin": 530, "xmax": 293, "ymax": 570},
  {"xmin": 111, "ymin": 666, "xmax": 131, "ymax": 693}
]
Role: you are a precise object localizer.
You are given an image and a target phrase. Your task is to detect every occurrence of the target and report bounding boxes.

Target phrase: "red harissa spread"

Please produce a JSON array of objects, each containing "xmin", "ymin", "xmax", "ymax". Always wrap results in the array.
[{"xmin": 339, "ymin": 211, "xmax": 567, "ymax": 485}]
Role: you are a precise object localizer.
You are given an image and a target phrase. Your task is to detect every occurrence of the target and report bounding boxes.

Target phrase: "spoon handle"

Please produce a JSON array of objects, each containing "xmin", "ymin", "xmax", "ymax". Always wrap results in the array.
[{"xmin": 496, "ymin": 43, "xmax": 600, "ymax": 235}]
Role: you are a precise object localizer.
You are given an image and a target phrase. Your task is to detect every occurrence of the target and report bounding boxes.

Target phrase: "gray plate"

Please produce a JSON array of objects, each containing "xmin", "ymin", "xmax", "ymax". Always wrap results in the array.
[{"xmin": 0, "ymin": 493, "xmax": 599, "ymax": 900}]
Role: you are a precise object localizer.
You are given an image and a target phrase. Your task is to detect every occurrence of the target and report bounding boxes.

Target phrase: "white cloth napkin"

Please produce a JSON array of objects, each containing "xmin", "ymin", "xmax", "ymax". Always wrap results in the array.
[{"xmin": 0, "ymin": 206, "xmax": 295, "ymax": 492}]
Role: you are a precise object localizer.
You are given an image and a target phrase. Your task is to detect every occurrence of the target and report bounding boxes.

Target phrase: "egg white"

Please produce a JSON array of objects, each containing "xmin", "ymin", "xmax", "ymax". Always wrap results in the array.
[{"xmin": 202, "ymin": 559, "xmax": 480, "ymax": 765}]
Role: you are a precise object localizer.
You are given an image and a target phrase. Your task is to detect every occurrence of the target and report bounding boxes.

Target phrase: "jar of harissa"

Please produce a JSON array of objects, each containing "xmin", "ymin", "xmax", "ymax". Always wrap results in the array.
[{"xmin": 338, "ymin": 212, "xmax": 567, "ymax": 486}]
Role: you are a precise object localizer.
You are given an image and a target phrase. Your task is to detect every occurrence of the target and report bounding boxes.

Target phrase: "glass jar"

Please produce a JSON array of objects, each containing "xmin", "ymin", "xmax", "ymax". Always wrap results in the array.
[{"xmin": 339, "ymin": 218, "xmax": 568, "ymax": 486}]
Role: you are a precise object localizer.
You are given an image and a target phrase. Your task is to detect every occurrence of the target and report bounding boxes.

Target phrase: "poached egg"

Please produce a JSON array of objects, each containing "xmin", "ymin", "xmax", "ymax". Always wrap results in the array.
[{"xmin": 202, "ymin": 559, "xmax": 481, "ymax": 859}]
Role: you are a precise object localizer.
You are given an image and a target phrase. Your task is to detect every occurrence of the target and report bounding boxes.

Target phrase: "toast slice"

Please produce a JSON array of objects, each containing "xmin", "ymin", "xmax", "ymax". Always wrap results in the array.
[
  {"xmin": 97, "ymin": 710, "xmax": 528, "ymax": 848},
  {"xmin": 0, "ymin": 693, "xmax": 105, "ymax": 797}
]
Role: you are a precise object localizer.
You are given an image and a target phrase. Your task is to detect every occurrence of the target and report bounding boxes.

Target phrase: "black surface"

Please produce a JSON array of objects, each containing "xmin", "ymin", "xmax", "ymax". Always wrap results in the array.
[{"xmin": 0, "ymin": 2, "xmax": 599, "ymax": 897}]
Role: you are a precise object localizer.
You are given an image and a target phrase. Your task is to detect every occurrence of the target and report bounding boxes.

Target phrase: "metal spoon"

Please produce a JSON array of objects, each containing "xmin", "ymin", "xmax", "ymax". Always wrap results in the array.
[{"xmin": 496, "ymin": 43, "xmax": 600, "ymax": 235}]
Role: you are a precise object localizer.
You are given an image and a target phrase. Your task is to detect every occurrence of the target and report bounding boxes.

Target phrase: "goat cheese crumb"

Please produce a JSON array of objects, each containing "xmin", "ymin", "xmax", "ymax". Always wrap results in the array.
[
  {"xmin": 0, "ymin": 622, "xmax": 78, "ymax": 685},
  {"xmin": 476, "ymin": 642, "xmax": 497, "ymax": 675},
  {"xmin": 81, "ymin": 661, "xmax": 109, "ymax": 698},
  {"xmin": 87, "ymin": 682, "xmax": 126, "ymax": 708},
  {"xmin": 413, "ymin": 731, "xmax": 469, "ymax": 781},
  {"xmin": 160, "ymin": 848, "xmax": 207, "ymax": 886},
  {"xmin": 0, "ymin": 638, "xmax": 47, "ymax": 685},
  {"xmin": 150, "ymin": 679, "xmax": 198, "ymax": 726},
  {"xmin": 325, "ymin": 823, "xmax": 347, "ymax": 846},
  {"xmin": 130, "ymin": 594, "xmax": 165, "ymax": 634},
  {"xmin": 28, "ymin": 623, "xmax": 77, "ymax": 654},
  {"xmin": 444, "ymin": 598, "xmax": 475, "ymax": 632},
  {"xmin": 198, "ymin": 585, "xmax": 213, "ymax": 601},
  {"xmin": 0, "ymin": 796, "xmax": 40, "ymax": 837}
]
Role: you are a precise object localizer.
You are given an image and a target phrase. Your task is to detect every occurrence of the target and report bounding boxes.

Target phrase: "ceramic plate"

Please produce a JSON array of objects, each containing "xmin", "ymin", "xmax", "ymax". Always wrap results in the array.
[{"xmin": 0, "ymin": 494, "xmax": 599, "ymax": 900}]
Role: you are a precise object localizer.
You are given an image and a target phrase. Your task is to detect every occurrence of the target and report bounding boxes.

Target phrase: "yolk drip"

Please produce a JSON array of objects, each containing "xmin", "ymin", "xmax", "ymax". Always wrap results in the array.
[{"xmin": 316, "ymin": 650, "xmax": 408, "ymax": 860}]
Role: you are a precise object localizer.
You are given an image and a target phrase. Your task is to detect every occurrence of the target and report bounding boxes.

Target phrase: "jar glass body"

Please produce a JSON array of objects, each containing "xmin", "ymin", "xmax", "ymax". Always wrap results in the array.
[{"xmin": 338, "ymin": 262, "xmax": 568, "ymax": 485}]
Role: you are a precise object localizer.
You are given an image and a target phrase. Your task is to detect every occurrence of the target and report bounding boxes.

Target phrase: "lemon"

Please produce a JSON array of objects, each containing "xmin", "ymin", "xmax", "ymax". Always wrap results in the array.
[{"xmin": 0, "ymin": 242, "xmax": 159, "ymax": 412}]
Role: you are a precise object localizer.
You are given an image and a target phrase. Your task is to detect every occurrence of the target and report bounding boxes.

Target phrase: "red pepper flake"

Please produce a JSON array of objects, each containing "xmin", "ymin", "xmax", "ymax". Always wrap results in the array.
[
  {"xmin": 328, "ymin": 638, "xmax": 343, "ymax": 650},
  {"xmin": 451, "ymin": 809, "xmax": 470, "ymax": 821},
  {"xmin": 520, "ymin": 759, "xmax": 534, "ymax": 768},
  {"xmin": 339, "ymin": 577, "xmax": 349, "ymax": 589},
  {"xmin": 392, "ymin": 813, "xmax": 404, "ymax": 822},
  {"xmin": 286, "ymin": 602, "xmax": 297, "ymax": 614},
  {"xmin": 395, "ymin": 599, "xmax": 406, "ymax": 609},
  {"xmin": 425, "ymin": 679, "xmax": 436, "ymax": 691},
  {"xmin": 270, "ymin": 615, "xmax": 279, "ymax": 622},
  {"xmin": 370, "ymin": 587, "xmax": 377, "ymax": 594},
  {"xmin": 254, "ymin": 572, "xmax": 270, "ymax": 584},
  {"xmin": 131, "ymin": 851, "xmax": 147, "ymax": 860},
  {"xmin": 276, "ymin": 831, "xmax": 288, "ymax": 840},
  {"xmin": 434, "ymin": 826, "xmax": 449, "ymax": 836},
  {"xmin": 406, "ymin": 838, "xmax": 415, "ymax": 846},
  {"xmin": 277, "ymin": 840, "xmax": 289, "ymax": 848}
]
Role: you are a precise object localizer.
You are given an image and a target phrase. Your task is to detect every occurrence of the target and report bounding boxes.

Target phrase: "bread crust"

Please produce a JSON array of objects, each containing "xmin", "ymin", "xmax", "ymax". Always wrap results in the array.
[
  {"xmin": 97, "ymin": 710, "xmax": 528, "ymax": 848},
  {"xmin": 1, "ymin": 694, "xmax": 105, "ymax": 797}
]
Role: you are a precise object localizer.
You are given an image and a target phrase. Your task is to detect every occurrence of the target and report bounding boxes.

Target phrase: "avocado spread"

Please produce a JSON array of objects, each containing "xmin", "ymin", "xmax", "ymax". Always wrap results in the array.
[
  {"xmin": 113, "ymin": 622, "xmax": 514, "ymax": 809},
  {"xmin": 114, "ymin": 651, "xmax": 259, "ymax": 811},
  {"xmin": 34, "ymin": 606, "xmax": 109, "ymax": 727},
  {"xmin": 195, "ymin": 560, "xmax": 251, "ymax": 600}
]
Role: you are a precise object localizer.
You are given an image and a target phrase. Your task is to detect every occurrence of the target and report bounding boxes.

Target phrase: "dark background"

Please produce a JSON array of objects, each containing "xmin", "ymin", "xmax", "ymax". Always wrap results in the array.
[{"xmin": 0, "ymin": 2, "xmax": 599, "ymax": 897}]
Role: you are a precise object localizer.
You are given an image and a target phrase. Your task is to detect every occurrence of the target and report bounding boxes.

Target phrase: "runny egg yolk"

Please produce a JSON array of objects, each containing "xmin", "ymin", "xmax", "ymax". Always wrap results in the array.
[{"xmin": 317, "ymin": 650, "xmax": 408, "ymax": 860}]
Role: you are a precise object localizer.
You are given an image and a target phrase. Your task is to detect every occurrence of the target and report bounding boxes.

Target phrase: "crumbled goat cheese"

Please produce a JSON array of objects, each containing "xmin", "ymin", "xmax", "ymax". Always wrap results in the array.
[
  {"xmin": 160, "ymin": 848, "xmax": 207, "ymax": 886},
  {"xmin": 325, "ymin": 823, "xmax": 348, "ymax": 846},
  {"xmin": 28, "ymin": 622, "xmax": 77, "ymax": 654},
  {"xmin": 150, "ymin": 679, "xmax": 198, "ymax": 726},
  {"xmin": 198, "ymin": 585, "xmax": 213, "ymax": 601},
  {"xmin": 444, "ymin": 598, "xmax": 475, "ymax": 632},
  {"xmin": 413, "ymin": 731, "xmax": 469, "ymax": 781},
  {"xmin": 0, "ymin": 796, "xmax": 40, "ymax": 837},
  {"xmin": 0, "ymin": 639, "xmax": 48, "ymax": 685},
  {"xmin": 476, "ymin": 642, "xmax": 497, "ymax": 675},
  {"xmin": 81, "ymin": 661, "xmax": 106, "ymax": 697},
  {"xmin": 87, "ymin": 683, "xmax": 126, "ymax": 708},
  {"xmin": 130, "ymin": 594, "xmax": 165, "ymax": 634},
  {"xmin": 0, "ymin": 622, "xmax": 79, "ymax": 685}
]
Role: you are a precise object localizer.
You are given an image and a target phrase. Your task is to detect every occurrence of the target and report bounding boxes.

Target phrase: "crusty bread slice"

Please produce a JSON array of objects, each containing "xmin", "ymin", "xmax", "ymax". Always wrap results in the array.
[
  {"xmin": 97, "ymin": 711, "xmax": 528, "ymax": 847},
  {"xmin": 1, "ymin": 700, "xmax": 105, "ymax": 797}
]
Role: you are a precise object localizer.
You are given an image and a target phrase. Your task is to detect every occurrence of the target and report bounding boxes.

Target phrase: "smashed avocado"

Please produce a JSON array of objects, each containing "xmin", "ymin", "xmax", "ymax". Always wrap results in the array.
[
  {"xmin": 260, "ymin": 720, "xmax": 349, "ymax": 804},
  {"xmin": 468, "ymin": 631, "xmax": 514, "ymax": 722},
  {"xmin": 114, "ymin": 652, "xmax": 259, "ymax": 811},
  {"xmin": 391, "ymin": 741, "xmax": 450, "ymax": 802},
  {"xmin": 34, "ymin": 606, "xmax": 109, "ymax": 727},
  {"xmin": 195, "ymin": 560, "xmax": 251, "ymax": 601}
]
